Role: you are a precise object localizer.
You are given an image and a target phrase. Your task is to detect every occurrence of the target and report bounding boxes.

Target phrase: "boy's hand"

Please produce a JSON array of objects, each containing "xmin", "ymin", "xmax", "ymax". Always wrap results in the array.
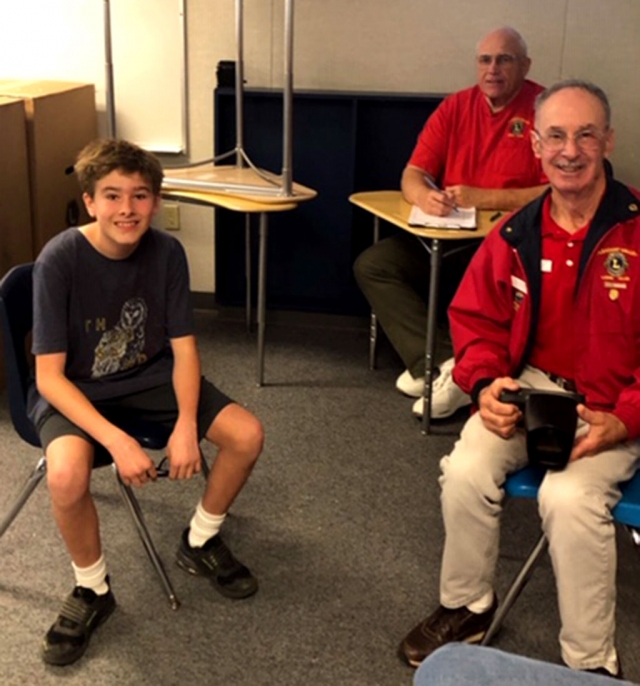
[
  {"xmin": 167, "ymin": 422, "xmax": 202, "ymax": 480},
  {"xmin": 107, "ymin": 432, "xmax": 157, "ymax": 488}
]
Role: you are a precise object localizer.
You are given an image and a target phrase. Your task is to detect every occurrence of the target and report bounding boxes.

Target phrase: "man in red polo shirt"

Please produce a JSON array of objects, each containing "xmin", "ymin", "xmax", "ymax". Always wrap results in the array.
[
  {"xmin": 354, "ymin": 26, "xmax": 547, "ymax": 418},
  {"xmin": 398, "ymin": 79, "xmax": 640, "ymax": 679}
]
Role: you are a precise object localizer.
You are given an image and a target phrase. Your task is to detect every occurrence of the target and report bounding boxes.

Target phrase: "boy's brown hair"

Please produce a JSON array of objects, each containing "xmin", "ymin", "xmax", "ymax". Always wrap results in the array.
[{"xmin": 75, "ymin": 138, "xmax": 164, "ymax": 197}]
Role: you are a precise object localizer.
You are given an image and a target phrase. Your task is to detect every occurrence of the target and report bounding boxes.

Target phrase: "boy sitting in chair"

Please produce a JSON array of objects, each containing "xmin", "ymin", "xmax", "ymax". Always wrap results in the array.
[{"xmin": 29, "ymin": 138, "xmax": 264, "ymax": 666}]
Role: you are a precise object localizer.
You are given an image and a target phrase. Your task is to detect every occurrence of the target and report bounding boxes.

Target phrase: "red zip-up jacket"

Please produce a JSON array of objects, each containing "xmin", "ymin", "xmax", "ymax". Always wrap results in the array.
[{"xmin": 449, "ymin": 178, "xmax": 640, "ymax": 439}]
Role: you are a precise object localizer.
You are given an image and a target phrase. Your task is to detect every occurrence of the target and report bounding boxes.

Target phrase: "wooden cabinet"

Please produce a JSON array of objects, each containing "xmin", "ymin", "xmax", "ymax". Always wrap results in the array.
[{"xmin": 214, "ymin": 87, "xmax": 444, "ymax": 315}]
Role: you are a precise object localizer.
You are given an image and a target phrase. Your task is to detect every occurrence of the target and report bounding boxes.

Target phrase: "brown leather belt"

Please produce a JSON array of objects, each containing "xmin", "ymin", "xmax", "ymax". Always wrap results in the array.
[{"xmin": 546, "ymin": 373, "xmax": 577, "ymax": 393}]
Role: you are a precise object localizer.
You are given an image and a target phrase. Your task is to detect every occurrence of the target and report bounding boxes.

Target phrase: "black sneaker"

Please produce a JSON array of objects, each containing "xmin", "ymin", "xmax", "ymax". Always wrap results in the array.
[
  {"xmin": 175, "ymin": 528, "xmax": 258, "ymax": 599},
  {"xmin": 42, "ymin": 582, "xmax": 116, "ymax": 666},
  {"xmin": 398, "ymin": 596, "xmax": 498, "ymax": 668}
]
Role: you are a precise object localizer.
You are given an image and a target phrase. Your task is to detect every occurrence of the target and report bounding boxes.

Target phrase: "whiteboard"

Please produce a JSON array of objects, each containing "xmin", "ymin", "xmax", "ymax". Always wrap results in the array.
[
  {"xmin": 109, "ymin": 0, "xmax": 187, "ymax": 153},
  {"xmin": 0, "ymin": 0, "xmax": 187, "ymax": 154}
]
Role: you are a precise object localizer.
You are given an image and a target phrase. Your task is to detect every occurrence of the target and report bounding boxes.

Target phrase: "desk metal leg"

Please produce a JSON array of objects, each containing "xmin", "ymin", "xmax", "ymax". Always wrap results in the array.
[
  {"xmin": 245, "ymin": 214, "xmax": 252, "ymax": 332},
  {"xmin": 257, "ymin": 212, "xmax": 268, "ymax": 386},
  {"xmin": 369, "ymin": 216, "xmax": 381, "ymax": 370},
  {"xmin": 421, "ymin": 238, "xmax": 441, "ymax": 435}
]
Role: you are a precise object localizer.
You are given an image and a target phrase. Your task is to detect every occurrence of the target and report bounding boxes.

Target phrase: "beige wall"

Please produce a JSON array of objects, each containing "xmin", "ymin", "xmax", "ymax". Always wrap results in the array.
[
  {"xmin": 2, "ymin": 1, "xmax": 638, "ymax": 292},
  {"xmin": 181, "ymin": 0, "xmax": 639, "ymax": 292}
]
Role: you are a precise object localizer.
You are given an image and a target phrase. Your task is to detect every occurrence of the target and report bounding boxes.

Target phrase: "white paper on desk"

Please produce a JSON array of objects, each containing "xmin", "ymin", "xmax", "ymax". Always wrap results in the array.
[{"xmin": 408, "ymin": 204, "xmax": 477, "ymax": 230}]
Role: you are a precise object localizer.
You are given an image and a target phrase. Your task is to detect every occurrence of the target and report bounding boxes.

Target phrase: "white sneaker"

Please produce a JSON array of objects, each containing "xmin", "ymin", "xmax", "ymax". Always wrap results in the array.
[
  {"xmin": 411, "ymin": 357, "xmax": 471, "ymax": 418},
  {"xmin": 395, "ymin": 370, "xmax": 425, "ymax": 398}
]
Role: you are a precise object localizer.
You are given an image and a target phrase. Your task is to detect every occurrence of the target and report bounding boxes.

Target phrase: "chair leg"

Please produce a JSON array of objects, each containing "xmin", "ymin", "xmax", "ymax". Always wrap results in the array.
[
  {"xmin": 481, "ymin": 532, "xmax": 549, "ymax": 646},
  {"xmin": 625, "ymin": 525, "xmax": 640, "ymax": 551},
  {"xmin": 0, "ymin": 456, "xmax": 47, "ymax": 539},
  {"xmin": 112, "ymin": 466, "xmax": 180, "ymax": 610},
  {"xmin": 200, "ymin": 449, "xmax": 210, "ymax": 482}
]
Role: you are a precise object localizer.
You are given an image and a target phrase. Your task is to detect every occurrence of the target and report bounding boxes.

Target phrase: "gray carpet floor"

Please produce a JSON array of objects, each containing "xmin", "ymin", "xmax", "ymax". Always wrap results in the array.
[{"xmin": 1, "ymin": 309, "xmax": 639, "ymax": 685}]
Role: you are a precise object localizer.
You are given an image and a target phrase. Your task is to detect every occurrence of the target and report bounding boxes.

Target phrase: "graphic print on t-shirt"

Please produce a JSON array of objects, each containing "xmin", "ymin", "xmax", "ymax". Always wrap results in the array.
[{"xmin": 91, "ymin": 297, "xmax": 148, "ymax": 378}]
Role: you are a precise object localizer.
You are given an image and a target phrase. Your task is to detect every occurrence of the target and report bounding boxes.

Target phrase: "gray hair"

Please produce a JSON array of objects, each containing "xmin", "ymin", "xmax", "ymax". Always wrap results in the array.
[
  {"xmin": 476, "ymin": 27, "xmax": 528, "ymax": 59},
  {"xmin": 535, "ymin": 79, "xmax": 611, "ymax": 128}
]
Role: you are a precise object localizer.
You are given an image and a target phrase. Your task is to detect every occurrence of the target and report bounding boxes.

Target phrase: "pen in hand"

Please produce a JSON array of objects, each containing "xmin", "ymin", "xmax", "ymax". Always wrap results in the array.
[{"xmin": 423, "ymin": 175, "xmax": 459, "ymax": 212}]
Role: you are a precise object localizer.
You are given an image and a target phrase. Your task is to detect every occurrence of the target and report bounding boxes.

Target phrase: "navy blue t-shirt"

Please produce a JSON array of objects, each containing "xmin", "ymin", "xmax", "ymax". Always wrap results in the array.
[{"xmin": 29, "ymin": 227, "xmax": 194, "ymax": 425}]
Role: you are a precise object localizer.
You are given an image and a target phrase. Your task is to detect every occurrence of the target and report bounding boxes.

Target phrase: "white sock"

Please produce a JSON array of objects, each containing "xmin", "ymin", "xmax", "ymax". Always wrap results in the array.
[
  {"xmin": 72, "ymin": 555, "xmax": 109, "ymax": 596},
  {"xmin": 466, "ymin": 590, "xmax": 494, "ymax": 614},
  {"xmin": 188, "ymin": 500, "xmax": 226, "ymax": 548}
]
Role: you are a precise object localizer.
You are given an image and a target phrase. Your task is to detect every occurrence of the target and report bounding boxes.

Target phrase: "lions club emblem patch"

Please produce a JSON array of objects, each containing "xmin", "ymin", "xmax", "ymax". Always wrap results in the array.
[
  {"xmin": 605, "ymin": 252, "xmax": 629, "ymax": 278},
  {"xmin": 509, "ymin": 118, "xmax": 526, "ymax": 137}
]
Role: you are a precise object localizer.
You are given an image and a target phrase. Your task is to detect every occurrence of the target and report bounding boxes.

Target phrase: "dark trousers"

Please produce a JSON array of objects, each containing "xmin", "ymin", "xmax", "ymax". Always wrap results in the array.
[{"xmin": 353, "ymin": 232, "xmax": 474, "ymax": 377}]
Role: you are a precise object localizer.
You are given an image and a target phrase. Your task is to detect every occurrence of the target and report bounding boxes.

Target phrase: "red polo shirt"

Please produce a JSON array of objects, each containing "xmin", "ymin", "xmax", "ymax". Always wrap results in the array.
[
  {"xmin": 528, "ymin": 195, "xmax": 589, "ymax": 378},
  {"xmin": 408, "ymin": 80, "xmax": 546, "ymax": 189}
]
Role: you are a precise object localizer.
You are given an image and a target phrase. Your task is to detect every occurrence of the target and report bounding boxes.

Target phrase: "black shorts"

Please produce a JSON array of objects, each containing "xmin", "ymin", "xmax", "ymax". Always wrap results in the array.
[{"xmin": 37, "ymin": 379, "xmax": 233, "ymax": 451}]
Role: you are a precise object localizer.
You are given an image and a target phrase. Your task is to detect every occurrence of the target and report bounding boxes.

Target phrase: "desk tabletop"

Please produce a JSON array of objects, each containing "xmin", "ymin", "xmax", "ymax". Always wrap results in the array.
[
  {"xmin": 163, "ymin": 164, "xmax": 317, "ymax": 205},
  {"xmin": 161, "ymin": 189, "xmax": 298, "ymax": 213},
  {"xmin": 349, "ymin": 190, "xmax": 505, "ymax": 239}
]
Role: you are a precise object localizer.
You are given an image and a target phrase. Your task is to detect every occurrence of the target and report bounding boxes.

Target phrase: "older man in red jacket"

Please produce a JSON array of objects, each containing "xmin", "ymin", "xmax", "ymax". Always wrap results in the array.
[{"xmin": 399, "ymin": 80, "xmax": 640, "ymax": 679}]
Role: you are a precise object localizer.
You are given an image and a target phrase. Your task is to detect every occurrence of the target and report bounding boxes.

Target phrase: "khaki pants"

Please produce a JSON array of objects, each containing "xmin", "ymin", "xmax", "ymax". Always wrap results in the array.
[{"xmin": 439, "ymin": 366, "xmax": 640, "ymax": 672}]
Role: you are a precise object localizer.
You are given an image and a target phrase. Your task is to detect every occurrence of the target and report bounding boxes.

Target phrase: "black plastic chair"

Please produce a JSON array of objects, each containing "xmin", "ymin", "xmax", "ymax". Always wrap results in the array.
[{"xmin": 0, "ymin": 263, "xmax": 195, "ymax": 610}]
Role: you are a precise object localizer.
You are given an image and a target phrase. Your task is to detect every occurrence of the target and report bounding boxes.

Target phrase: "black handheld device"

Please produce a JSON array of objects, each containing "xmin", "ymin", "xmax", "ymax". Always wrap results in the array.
[
  {"xmin": 498, "ymin": 388, "xmax": 584, "ymax": 470},
  {"xmin": 499, "ymin": 388, "xmax": 584, "ymax": 407}
]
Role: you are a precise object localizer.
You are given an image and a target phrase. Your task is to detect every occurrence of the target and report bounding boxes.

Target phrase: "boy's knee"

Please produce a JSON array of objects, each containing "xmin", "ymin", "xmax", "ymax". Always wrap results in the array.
[
  {"xmin": 239, "ymin": 416, "xmax": 264, "ymax": 462},
  {"xmin": 45, "ymin": 439, "xmax": 93, "ymax": 506},
  {"xmin": 46, "ymin": 460, "xmax": 91, "ymax": 507},
  {"xmin": 210, "ymin": 412, "xmax": 264, "ymax": 463}
]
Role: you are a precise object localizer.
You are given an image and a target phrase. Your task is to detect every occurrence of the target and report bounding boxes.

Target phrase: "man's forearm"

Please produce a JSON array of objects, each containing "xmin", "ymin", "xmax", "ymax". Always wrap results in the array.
[
  {"xmin": 401, "ymin": 166, "xmax": 432, "ymax": 207},
  {"xmin": 402, "ymin": 165, "xmax": 547, "ymax": 213}
]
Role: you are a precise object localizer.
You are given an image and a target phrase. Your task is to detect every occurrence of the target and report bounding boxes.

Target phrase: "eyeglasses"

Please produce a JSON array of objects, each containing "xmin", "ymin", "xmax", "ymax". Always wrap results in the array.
[
  {"xmin": 476, "ymin": 53, "xmax": 517, "ymax": 67},
  {"xmin": 534, "ymin": 128, "xmax": 608, "ymax": 152}
]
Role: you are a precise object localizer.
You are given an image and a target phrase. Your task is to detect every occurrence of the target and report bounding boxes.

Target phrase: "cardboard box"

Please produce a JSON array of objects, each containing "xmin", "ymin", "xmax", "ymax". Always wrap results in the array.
[
  {"xmin": 0, "ymin": 96, "xmax": 33, "ymax": 390},
  {"xmin": 0, "ymin": 96, "xmax": 33, "ymax": 276},
  {"xmin": 0, "ymin": 80, "xmax": 97, "ymax": 255}
]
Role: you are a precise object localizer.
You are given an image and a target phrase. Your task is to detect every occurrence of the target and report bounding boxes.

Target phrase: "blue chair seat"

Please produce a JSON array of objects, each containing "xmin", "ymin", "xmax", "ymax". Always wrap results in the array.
[
  {"xmin": 504, "ymin": 464, "xmax": 640, "ymax": 526},
  {"xmin": 613, "ymin": 471, "xmax": 640, "ymax": 527}
]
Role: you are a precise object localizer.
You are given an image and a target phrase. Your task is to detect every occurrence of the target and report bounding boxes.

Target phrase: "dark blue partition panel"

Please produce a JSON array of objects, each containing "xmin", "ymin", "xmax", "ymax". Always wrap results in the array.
[
  {"xmin": 214, "ymin": 88, "xmax": 444, "ymax": 315},
  {"xmin": 350, "ymin": 95, "xmax": 443, "ymax": 264}
]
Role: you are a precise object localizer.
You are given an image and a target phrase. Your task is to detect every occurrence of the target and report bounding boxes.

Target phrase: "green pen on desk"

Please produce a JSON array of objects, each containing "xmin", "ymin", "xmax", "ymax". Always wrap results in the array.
[{"xmin": 423, "ymin": 175, "xmax": 459, "ymax": 212}]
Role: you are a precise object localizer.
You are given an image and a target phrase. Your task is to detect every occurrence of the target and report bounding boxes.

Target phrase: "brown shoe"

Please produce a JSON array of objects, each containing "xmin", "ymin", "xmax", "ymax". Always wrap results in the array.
[
  {"xmin": 584, "ymin": 664, "xmax": 623, "ymax": 680},
  {"xmin": 398, "ymin": 596, "xmax": 498, "ymax": 668}
]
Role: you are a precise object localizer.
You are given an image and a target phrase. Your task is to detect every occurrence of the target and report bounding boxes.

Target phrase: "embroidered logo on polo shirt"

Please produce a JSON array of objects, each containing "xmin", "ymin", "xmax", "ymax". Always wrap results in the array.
[{"xmin": 508, "ymin": 118, "xmax": 527, "ymax": 137}]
